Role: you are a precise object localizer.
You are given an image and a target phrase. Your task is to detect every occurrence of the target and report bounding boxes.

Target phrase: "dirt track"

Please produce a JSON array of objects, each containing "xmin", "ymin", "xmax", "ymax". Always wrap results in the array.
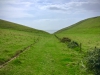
[{"xmin": 0, "ymin": 42, "xmax": 36, "ymax": 69}]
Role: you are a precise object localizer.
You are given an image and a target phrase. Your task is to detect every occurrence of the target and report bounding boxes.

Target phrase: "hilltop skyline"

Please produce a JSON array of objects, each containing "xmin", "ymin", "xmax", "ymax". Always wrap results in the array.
[{"xmin": 0, "ymin": 0, "xmax": 100, "ymax": 33}]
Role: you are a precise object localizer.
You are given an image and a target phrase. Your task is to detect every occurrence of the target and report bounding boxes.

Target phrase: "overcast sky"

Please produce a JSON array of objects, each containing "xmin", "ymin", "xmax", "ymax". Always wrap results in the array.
[{"xmin": 0, "ymin": 0, "xmax": 100, "ymax": 33}]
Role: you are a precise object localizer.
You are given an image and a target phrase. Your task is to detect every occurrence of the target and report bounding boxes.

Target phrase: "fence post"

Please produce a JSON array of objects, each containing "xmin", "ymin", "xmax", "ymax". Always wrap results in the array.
[{"xmin": 80, "ymin": 43, "xmax": 82, "ymax": 52}]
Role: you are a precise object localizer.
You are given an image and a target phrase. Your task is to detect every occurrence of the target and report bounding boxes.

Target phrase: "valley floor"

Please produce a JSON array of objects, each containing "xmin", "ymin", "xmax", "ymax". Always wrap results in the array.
[{"xmin": 0, "ymin": 36, "xmax": 83, "ymax": 75}]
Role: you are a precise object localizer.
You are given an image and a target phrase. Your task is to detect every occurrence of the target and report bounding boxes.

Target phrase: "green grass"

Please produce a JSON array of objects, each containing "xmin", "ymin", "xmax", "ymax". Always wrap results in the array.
[
  {"xmin": 55, "ymin": 16, "xmax": 100, "ymax": 49},
  {"xmin": 0, "ymin": 19, "xmax": 50, "ymax": 65},
  {"xmin": 0, "ymin": 36, "xmax": 83, "ymax": 75},
  {"xmin": 0, "ymin": 16, "xmax": 100, "ymax": 75},
  {"xmin": 0, "ymin": 19, "xmax": 49, "ymax": 36},
  {"xmin": 0, "ymin": 28, "xmax": 39, "ymax": 65},
  {"xmin": 55, "ymin": 16, "xmax": 100, "ymax": 34},
  {"xmin": 54, "ymin": 16, "xmax": 100, "ymax": 74}
]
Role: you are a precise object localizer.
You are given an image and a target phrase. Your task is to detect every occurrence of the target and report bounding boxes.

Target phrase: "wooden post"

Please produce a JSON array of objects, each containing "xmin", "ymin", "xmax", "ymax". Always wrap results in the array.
[{"xmin": 80, "ymin": 43, "xmax": 82, "ymax": 52}]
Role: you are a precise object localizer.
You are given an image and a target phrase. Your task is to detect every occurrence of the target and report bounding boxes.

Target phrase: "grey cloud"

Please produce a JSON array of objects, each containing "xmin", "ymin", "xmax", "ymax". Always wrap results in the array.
[
  {"xmin": 43, "ymin": 0, "xmax": 100, "ymax": 13},
  {"xmin": 48, "ymin": 6, "xmax": 66, "ymax": 11},
  {"xmin": 71, "ymin": 0, "xmax": 100, "ymax": 12},
  {"xmin": 88, "ymin": 0, "xmax": 100, "ymax": 3},
  {"xmin": 80, "ymin": 2, "xmax": 100, "ymax": 12},
  {"xmin": 37, "ymin": 0, "xmax": 70, "ymax": 4}
]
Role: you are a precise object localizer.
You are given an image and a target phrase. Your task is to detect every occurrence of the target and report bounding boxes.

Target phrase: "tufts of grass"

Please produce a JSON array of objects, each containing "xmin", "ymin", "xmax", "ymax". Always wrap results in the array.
[{"xmin": 12, "ymin": 59, "xmax": 22, "ymax": 66}]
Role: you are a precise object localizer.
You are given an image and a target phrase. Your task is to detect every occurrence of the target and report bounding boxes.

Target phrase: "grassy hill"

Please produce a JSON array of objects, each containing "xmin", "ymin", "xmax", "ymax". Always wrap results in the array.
[
  {"xmin": 54, "ymin": 16, "xmax": 100, "ymax": 74},
  {"xmin": 55, "ymin": 16, "xmax": 100, "ymax": 34},
  {"xmin": 0, "ymin": 19, "xmax": 50, "ymax": 68},
  {"xmin": 55, "ymin": 16, "xmax": 100, "ymax": 49},
  {"xmin": 0, "ymin": 19, "xmax": 49, "ymax": 35}
]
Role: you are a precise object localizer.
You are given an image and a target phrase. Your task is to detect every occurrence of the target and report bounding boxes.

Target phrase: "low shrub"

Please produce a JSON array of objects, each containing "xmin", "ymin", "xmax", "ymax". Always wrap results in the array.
[
  {"xmin": 67, "ymin": 41, "xmax": 79, "ymax": 48},
  {"xmin": 61, "ymin": 37, "xmax": 71, "ymax": 43},
  {"xmin": 85, "ymin": 47, "xmax": 100, "ymax": 75}
]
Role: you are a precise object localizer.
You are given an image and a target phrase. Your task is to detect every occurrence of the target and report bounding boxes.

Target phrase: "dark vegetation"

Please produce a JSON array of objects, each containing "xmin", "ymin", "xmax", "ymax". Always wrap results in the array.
[
  {"xmin": 61, "ymin": 37, "xmax": 71, "ymax": 43},
  {"xmin": 85, "ymin": 47, "xmax": 100, "ymax": 75},
  {"xmin": 67, "ymin": 41, "xmax": 79, "ymax": 48},
  {"xmin": 55, "ymin": 35, "xmax": 80, "ymax": 51}
]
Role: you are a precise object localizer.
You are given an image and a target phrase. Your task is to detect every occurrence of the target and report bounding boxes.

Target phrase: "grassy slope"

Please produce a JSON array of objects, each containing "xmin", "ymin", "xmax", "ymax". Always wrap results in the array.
[
  {"xmin": 55, "ymin": 16, "xmax": 100, "ymax": 34},
  {"xmin": 0, "ymin": 19, "xmax": 50, "ymax": 65},
  {"xmin": 0, "ymin": 19, "xmax": 49, "ymax": 35},
  {"xmin": 54, "ymin": 16, "xmax": 100, "ymax": 74},
  {"xmin": 55, "ymin": 16, "xmax": 100, "ymax": 49}
]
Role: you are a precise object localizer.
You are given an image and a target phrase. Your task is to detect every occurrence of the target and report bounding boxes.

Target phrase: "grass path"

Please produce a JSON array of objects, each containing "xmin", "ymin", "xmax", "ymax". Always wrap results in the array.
[{"xmin": 0, "ymin": 36, "xmax": 82, "ymax": 75}]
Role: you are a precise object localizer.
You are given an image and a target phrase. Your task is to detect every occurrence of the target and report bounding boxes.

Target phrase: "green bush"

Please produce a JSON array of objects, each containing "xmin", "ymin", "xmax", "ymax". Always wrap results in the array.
[
  {"xmin": 61, "ymin": 37, "xmax": 71, "ymax": 43},
  {"xmin": 85, "ymin": 48, "xmax": 100, "ymax": 75},
  {"xmin": 67, "ymin": 41, "xmax": 79, "ymax": 48}
]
